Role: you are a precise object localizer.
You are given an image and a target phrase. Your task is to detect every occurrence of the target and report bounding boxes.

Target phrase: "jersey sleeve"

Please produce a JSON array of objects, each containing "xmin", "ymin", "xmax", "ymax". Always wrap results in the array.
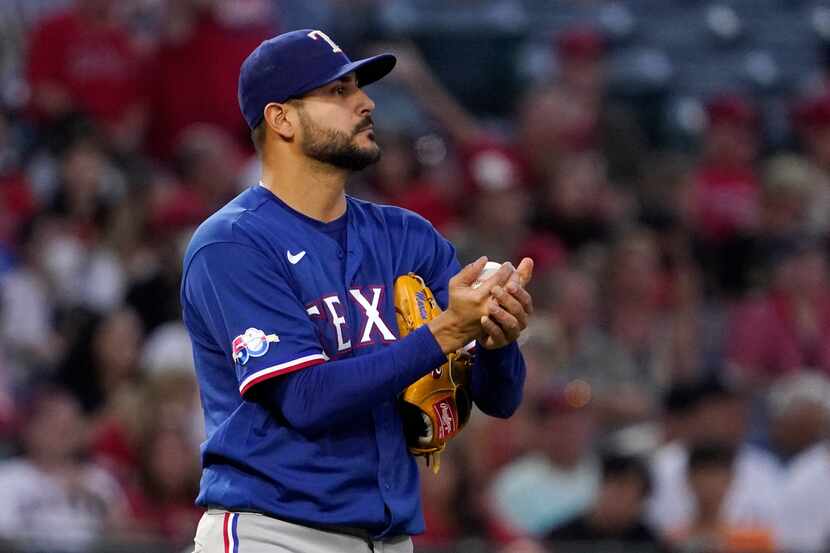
[{"xmin": 183, "ymin": 241, "xmax": 327, "ymax": 396}]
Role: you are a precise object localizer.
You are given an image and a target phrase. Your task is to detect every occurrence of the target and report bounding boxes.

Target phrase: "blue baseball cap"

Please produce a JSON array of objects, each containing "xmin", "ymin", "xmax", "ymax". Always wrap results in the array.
[{"xmin": 238, "ymin": 29, "xmax": 396, "ymax": 130}]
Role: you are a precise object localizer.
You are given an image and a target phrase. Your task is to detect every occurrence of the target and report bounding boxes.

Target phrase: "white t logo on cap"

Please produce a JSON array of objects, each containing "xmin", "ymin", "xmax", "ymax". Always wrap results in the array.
[{"xmin": 307, "ymin": 30, "xmax": 342, "ymax": 53}]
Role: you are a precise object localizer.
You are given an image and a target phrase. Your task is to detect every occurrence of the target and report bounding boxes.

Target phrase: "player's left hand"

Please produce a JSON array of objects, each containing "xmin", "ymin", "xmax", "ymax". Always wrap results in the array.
[{"xmin": 479, "ymin": 258, "xmax": 534, "ymax": 350}]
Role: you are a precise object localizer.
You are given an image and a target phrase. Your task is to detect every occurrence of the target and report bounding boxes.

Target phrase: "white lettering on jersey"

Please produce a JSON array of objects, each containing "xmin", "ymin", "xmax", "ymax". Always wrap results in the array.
[
  {"xmin": 306, "ymin": 305, "xmax": 321, "ymax": 318},
  {"xmin": 307, "ymin": 30, "xmax": 342, "ymax": 53},
  {"xmin": 322, "ymin": 295, "xmax": 351, "ymax": 351},
  {"xmin": 349, "ymin": 287, "xmax": 396, "ymax": 343}
]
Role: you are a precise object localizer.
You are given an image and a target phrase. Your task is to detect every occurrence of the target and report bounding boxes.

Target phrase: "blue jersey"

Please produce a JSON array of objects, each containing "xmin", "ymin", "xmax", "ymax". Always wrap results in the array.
[{"xmin": 181, "ymin": 184, "xmax": 525, "ymax": 538}]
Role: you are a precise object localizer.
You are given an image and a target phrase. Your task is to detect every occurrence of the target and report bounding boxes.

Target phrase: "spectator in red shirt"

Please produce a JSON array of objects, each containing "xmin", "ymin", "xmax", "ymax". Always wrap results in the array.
[
  {"xmin": 553, "ymin": 27, "xmax": 647, "ymax": 188},
  {"xmin": 148, "ymin": 124, "xmax": 242, "ymax": 237},
  {"xmin": 727, "ymin": 238, "xmax": 830, "ymax": 386},
  {"xmin": 690, "ymin": 94, "xmax": 763, "ymax": 296},
  {"xmin": 691, "ymin": 95, "xmax": 761, "ymax": 243},
  {"xmin": 26, "ymin": 0, "xmax": 146, "ymax": 152},
  {"xmin": 143, "ymin": 0, "xmax": 270, "ymax": 159}
]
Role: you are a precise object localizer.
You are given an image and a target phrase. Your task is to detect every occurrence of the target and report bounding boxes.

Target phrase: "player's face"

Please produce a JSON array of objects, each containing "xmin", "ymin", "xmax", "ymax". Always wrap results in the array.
[{"xmin": 293, "ymin": 73, "xmax": 380, "ymax": 171}]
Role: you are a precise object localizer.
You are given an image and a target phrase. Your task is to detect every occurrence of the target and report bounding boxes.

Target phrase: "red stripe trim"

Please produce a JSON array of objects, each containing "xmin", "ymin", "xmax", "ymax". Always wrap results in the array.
[
  {"xmin": 223, "ymin": 512, "xmax": 230, "ymax": 553},
  {"xmin": 239, "ymin": 357, "xmax": 326, "ymax": 396}
]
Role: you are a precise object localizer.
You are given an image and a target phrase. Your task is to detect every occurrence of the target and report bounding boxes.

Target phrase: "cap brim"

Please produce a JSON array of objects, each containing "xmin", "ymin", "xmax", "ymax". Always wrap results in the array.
[
  {"xmin": 330, "ymin": 53, "xmax": 397, "ymax": 90},
  {"xmin": 352, "ymin": 54, "xmax": 397, "ymax": 87}
]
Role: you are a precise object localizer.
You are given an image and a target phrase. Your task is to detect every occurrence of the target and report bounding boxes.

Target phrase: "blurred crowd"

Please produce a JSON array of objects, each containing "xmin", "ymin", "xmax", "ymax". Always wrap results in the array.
[{"xmin": 3, "ymin": 1, "xmax": 830, "ymax": 553}]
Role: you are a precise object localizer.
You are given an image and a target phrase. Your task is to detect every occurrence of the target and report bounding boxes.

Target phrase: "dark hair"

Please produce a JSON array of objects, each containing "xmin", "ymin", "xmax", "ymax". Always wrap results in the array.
[
  {"xmin": 695, "ymin": 373, "xmax": 741, "ymax": 405},
  {"xmin": 601, "ymin": 452, "xmax": 652, "ymax": 496},
  {"xmin": 250, "ymin": 121, "xmax": 266, "ymax": 155},
  {"xmin": 663, "ymin": 382, "xmax": 701, "ymax": 415},
  {"xmin": 688, "ymin": 442, "xmax": 736, "ymax": 473}
]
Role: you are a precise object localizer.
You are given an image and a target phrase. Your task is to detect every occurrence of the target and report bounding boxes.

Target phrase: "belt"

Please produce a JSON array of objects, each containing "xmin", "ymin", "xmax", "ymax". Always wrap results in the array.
[
  {"xmin": 207, "ymin": 506, "xmax": 376, "ymax": 544},
  {"xmin": 306, "ymin": 522, "xmax": 374, "ymax": 543}
]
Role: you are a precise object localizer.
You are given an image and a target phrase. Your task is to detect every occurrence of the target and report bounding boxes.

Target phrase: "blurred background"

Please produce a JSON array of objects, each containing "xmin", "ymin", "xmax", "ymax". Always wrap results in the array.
[{"xmin": 4, "ymin": 0, "xmax": 830, "ymax": 552}]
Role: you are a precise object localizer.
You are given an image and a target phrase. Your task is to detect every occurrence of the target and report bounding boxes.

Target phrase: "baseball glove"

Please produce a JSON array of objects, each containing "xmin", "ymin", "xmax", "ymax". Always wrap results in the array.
[{"xmin": 394, "ymin": 273, "xmax": 472, "ymax": 473}]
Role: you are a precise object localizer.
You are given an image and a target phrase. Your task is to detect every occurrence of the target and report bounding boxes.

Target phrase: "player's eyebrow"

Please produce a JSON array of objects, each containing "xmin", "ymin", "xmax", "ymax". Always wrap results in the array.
[{"xmin": 336, "ymin": 74, "xmax": 358, "ymax": 86}]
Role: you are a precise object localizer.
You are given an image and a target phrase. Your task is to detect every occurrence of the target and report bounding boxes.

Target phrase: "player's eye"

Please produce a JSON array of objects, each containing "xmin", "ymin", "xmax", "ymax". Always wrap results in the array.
[{"xmin": 333, "ymin": 85, "xmax": 345, "ymax": 96}]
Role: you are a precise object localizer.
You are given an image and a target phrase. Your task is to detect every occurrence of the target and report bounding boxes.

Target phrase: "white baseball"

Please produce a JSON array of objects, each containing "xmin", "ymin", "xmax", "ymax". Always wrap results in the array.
[{"xmin": 473, "ymin": 261, "xmax": 514, "ymax": 289}]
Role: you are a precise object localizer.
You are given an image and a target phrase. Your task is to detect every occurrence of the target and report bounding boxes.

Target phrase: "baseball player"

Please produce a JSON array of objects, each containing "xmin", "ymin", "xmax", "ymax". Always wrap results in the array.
[{"xmin": 181, "ymin": 29, "xmax": 534, "ymax": 553}]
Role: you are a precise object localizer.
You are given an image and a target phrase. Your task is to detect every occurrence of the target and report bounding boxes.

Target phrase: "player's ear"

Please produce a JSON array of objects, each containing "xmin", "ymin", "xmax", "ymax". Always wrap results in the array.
[{"xmin": 263, "ymin": 102, "xmax": 295, "ymax": 140}]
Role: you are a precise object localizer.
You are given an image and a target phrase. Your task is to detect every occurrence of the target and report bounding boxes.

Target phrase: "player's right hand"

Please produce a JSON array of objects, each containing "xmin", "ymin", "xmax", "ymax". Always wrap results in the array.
[
  {"xmin": 427, "ymin": 256, "xmax": 513, "ymax": 354},
  {"xmin": 479, "ymin": 257, "xmax": 534, "ymax": 350}
]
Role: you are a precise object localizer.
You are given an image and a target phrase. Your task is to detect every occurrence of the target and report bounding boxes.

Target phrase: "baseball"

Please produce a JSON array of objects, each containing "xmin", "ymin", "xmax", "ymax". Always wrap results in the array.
[{"xmin": 473, "ymin": 261, "xmax": 515, "ymax": 289}]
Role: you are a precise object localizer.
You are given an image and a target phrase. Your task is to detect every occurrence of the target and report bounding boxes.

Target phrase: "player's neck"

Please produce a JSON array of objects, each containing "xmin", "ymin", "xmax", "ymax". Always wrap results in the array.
[{"xmin": 260, "ymin": 157, "xmax": 348, "ymax": 223}]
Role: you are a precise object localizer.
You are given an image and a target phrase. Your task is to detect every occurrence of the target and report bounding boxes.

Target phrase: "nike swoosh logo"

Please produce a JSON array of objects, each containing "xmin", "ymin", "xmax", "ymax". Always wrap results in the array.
[{"xmin": 286, "ymin": 250, "xmax": 306, "ymax": 264}]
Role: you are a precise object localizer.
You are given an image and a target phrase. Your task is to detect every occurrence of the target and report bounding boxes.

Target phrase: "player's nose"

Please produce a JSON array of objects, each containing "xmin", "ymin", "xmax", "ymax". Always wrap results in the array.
[{"xmin": 356, "ymin": 88, "xmax": 375, "ymax": 115}]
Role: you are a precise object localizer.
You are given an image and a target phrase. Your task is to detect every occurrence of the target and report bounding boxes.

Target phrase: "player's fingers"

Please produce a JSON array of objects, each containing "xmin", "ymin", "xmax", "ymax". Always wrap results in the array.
[
  {"xmin": 504, "ymin": 282, "xmax": 533, "ymax": 315},
  {"xmin": 488, "ymin": 299, "xmax": 524, "ymax": 338},
  {"xmin": 476, "ymin": 263, "xmax": 514, "ymax": 296},
  {"xmin": 503, "ymin": 269, "xmax": 533, "ymax": 313},
  {"xmin": 491, "ymin": 286, "xmax": 528, "ymax": 328},
  {"xmin": 453, "ymin": 256, "xmax": 488, "ymax": 286},
  {"xmin": 480, "ymin": 315, "xmax": 507, "ymax": 346},
  {"xmin": 516, "ymin": 257, "xmax": 534, "ymax": 287},
  {"xmin": 506, "ymin": 268, "xmax": 522, "ymax": 289}
]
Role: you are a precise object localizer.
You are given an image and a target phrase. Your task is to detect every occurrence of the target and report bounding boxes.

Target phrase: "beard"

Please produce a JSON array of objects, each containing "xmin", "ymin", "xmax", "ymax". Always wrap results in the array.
[{"xmin": 296, "ymin": 107, "xmax": 380, "ymax": 171}]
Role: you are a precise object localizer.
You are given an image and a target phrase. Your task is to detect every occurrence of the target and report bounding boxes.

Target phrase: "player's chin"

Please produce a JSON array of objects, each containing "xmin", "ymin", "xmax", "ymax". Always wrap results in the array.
[
  {"xmin": 355, "ymin": 138, "xmax": 381, "ymax": 158},
  {"xmin": 339, "ymin": 143, "xmax": 381, "ymax": 171}
]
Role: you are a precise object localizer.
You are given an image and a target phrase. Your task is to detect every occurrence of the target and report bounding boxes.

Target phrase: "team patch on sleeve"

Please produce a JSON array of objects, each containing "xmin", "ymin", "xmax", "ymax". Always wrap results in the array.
[{"xmin": 232, "ymin": 327, "xmax": 280, "ymax": 365}]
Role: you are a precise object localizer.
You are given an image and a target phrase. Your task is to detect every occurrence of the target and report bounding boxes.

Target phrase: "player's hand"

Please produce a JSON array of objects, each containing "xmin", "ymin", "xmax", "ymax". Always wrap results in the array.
[
  {"xmin": 479, "ymin": 258, "xmax": 534, "ymax": 350},
  {"xmin": 428, "ymin": 256, "xmax": 513, "ymax": 354}
]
